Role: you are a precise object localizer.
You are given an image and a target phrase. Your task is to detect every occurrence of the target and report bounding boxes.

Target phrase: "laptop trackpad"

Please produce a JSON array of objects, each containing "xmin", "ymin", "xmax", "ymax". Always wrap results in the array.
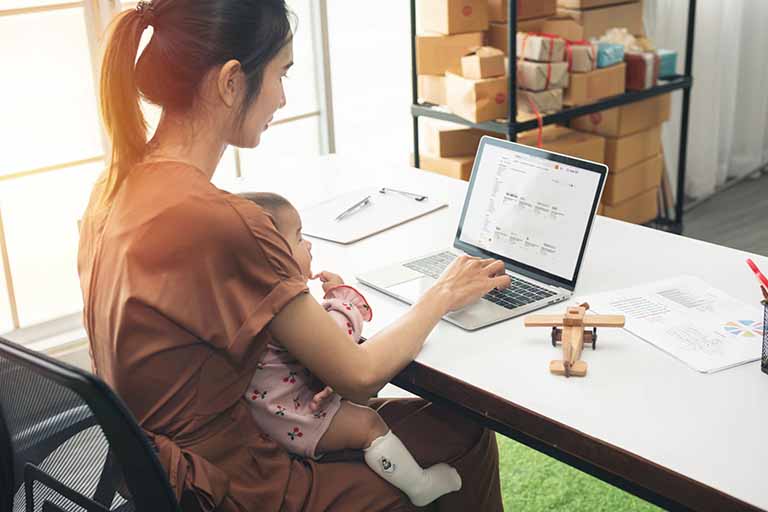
[{"xmin": 387, "ymin": 275, "xmax": 436, "ymax": 303}]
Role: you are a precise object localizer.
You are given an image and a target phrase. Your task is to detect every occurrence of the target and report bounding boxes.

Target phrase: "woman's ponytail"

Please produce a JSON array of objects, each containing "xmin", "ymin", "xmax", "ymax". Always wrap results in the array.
[{"xmin": 98, "ymin": 10, "xmax": 148, "ymax": 206}]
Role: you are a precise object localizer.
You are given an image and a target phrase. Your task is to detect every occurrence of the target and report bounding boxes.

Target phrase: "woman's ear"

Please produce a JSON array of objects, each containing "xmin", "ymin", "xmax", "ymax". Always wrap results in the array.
[{"xmin": 217, "ymin": 59, "xmax": 243, "ymax": 108}]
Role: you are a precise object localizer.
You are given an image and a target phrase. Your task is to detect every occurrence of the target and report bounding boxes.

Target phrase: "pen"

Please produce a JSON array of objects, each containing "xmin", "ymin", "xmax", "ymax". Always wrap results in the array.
[
  {"xmin": 335, "ymin": 195, "xmax": 372, "ymax": 221},
  {"xmin": 746, "ymin": 259, "xmax": 768, "ymax": 298},
  {"xmin": 379, "ymin": 187, "xmax": 428, "ymax": 201}
]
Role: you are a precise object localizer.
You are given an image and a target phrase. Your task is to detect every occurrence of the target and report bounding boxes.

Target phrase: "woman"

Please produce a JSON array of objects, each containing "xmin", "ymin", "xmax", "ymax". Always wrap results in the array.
[{"xmin": 78, "ymin": 1, "xmax": 510, "ymax": 510}]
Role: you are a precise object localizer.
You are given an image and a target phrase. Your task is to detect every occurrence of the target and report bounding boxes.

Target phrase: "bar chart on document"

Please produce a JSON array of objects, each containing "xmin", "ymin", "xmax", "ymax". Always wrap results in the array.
[{"xmin": 461, "ymin": 144, "xmax": 601, "ymax": 280}]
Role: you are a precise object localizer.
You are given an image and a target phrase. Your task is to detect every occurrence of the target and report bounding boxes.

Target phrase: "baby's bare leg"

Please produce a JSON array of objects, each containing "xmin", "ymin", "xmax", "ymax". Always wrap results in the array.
[{"xmin": 316, "ymin": 400, "xmax": 388, "ymax": 453}]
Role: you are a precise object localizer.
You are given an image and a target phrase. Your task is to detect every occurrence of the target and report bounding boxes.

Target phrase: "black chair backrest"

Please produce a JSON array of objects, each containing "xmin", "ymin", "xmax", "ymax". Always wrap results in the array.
[{"xmin": 0, "ymin": 336, "xmax": 180, "ymax": 512}]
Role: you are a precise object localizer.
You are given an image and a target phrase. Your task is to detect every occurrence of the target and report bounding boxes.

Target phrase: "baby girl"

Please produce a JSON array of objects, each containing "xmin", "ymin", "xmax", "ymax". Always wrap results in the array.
[{"xmin": 240, "ymin": 192, "xmax": 461, "ymax": 507}]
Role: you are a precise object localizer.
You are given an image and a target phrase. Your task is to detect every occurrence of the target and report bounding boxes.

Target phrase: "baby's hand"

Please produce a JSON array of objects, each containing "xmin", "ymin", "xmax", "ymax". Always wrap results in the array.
[{"xmin": 312, "ymin": 271, "xmax": 344, "ymax": 293}]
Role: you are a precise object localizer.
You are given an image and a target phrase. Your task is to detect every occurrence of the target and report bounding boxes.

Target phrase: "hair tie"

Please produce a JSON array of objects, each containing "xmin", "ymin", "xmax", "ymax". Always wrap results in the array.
[{"xmin": 136, "ymin": 1, "xmax": 155, "ymax": 23}]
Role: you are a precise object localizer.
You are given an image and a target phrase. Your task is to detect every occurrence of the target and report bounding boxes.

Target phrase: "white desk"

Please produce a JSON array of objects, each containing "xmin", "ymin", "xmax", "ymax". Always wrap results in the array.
[{"xmin": 224, "ymin": 154, "xmax": 768, "ymax": 511}]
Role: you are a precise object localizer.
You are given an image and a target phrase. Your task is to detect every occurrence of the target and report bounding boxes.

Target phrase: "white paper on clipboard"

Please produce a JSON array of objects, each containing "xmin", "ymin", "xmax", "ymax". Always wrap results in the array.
[{"xmin": 300, "ymin": 187, "xmax": 448, "ymax": 244}]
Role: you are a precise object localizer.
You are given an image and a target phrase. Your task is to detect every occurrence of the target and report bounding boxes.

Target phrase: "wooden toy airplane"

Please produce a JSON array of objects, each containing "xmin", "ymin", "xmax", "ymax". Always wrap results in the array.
[{"xmin": 524, "ymin": 303, "xmax": 625, "ymax": 377}]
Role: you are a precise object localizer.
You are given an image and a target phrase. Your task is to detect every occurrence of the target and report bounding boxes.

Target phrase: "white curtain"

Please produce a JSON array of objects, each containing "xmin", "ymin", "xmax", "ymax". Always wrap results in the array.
[{"xmin": 644, "ymin": 0, "xmax": 768, "ymax": 201}]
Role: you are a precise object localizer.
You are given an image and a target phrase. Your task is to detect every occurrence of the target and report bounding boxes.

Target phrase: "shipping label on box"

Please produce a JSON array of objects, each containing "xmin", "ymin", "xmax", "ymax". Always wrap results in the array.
[
  {"xmin": 564, "ymin": 62, "xmax": 626, "ymax": 106},
  {"xmin": 461, "ymin": 46, "xmax": 506, "ymax": 79},
  {"xmin": 517, "ymin": 60, "xmax": 569, "ymax": 91},
  {"xmin": 567, "ymin": 42, "xmax": 597, "ymax": 73},
  {"xmin": 597, "ymin": 42, "xmax": 624, "ymax": 68},
  {"xmin": 419, "ymin": 153, "xmax": 475, "ymax": 181},
  {"xmin": 518, "ymin": 125, "xmax": 605, "ymax": 162},
  {"xmin": 603, "ymin": 153, "xmax": 663, "ymax": 205},
  {"xmin": 416, "ymin": 32, "xmax": 484, "ymax": 75},
  {"xmin": 418, "ymin": 75, "xmax": 447, "ymax": 105},
  {"xmin": 446, "ymin": 72, "xmax": 508, "ymax": 123},
  {"xmin": 605, "ymin": 125, "xmax": 662, "ymax": 172},
  {"xmin": 570, "ymin": 93, "xmax": 671, "ymax": 137},
  {"xmin": 602, "ymin": 186, "xmax": 659, "ymax": 224},
  {"xmin": 516, "ymin": 32, "xmax": 566, "ymax": 62},
  {"xmin": 424, "ymin": 121, "xmax": 495, "ymax": 157},
  {"xmin": 556, "ymin": 2, "xmax": 645, "ymax": 39},
  {"xmin": 517, "ymin": 88, "xmax": 563, "ymax": 114},
  {"xmin": 420, "ymin": 0, "xmax": 489, "ymax": 35},
  {"xmin": 625, "ymin": 51, "xmax": 660, "ymax": 91}
]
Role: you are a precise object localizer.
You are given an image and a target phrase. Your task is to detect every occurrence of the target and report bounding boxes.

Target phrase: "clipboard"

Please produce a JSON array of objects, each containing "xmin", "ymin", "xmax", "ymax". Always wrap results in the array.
[{"xmin": 300, "ymin": 186, "xmax": 447, "ymax": 244}]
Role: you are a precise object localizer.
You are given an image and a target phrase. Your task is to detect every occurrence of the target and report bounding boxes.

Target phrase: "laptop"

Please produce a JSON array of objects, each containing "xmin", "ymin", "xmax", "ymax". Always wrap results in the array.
[{"xmin": 356, "ymin": 136, "xmax": 608, "ymax": 331}]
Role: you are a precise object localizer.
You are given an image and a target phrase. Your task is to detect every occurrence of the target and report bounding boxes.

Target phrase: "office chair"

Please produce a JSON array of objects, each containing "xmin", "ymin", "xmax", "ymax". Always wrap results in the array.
[{"xmin": 0, "ymin": 336, "xmax": 181, "ymax": 512}]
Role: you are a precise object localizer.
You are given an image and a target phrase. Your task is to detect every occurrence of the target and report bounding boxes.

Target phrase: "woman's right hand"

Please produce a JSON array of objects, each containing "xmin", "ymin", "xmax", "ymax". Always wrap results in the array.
[{"xmin": 430, "ymin": 255, "xmax": 511, "ymax": 312}]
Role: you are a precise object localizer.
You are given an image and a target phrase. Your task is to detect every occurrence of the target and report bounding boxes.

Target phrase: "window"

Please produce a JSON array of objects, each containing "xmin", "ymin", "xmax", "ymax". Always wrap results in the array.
[{"xmin": 0, "ymin": 0, "xmax": 333, "ymax": 341}]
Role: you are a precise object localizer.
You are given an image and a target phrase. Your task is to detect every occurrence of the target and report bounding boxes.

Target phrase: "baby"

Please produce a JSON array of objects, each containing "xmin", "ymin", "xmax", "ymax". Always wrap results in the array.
[{"xmin": 240, "ymin": 192, "xmax": 461, "ymax": 507}]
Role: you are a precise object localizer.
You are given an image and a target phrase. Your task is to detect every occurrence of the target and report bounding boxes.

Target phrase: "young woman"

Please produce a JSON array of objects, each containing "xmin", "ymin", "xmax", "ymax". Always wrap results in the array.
[{"xmin": 78, "ymin": 1, "xmax": 510, "ymax": 510}]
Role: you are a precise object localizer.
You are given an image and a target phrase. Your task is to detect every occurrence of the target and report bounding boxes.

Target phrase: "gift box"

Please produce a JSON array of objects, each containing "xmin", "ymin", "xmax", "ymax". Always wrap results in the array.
[
  {"xmin": 517, "ymin": 60, "xmax": 569, "ymax": 91},
  {"xmin": 418, "ymin": 153, "xmax": 475, "ymax": 181},
  {"xmin": 657, "ymin": 49, "xmax": 678, "ymax": 78},
  {"xmin": 418, "ymin": 75, "xmax": 447, "ymax": 105},
  {"xmin": 603, "ymin": 153, "xmax": 663, "ymax": 205},
  {"xmin": 446, "ymin": 72, "xmax": 508, "ymax": 123},
  {"xmin": 516, "ymin": 32, "xmax": 566, "ymax": 62},
  {"xmin": 419, "ymin": 0, "xmax": 489, "ymax": 35},
  {"xmin": 555, "ymin": 2, "xmax": 645, "ymax": 40},
  {"xmin": 625, "ymin": 51, "xmax": 659, "ymax": 91},
  {"xmin": 461, "ymin": 46, "xmax": 506, "ymax": 79},
  {"xmin": 570, "ymin": 93, "xmax": 670, "ymax": 137},
  {"xmin": 566, "ymin": 41, "xmax": 597, "ymax": 73},
  {"xmin": 424, "ymin": 121, "xmax": 495, "ymax": 157},
  {"xmin": 488, "ymin": 19, "xmax": 549, "ymax": 54},
  {"xmin": 517, "ymin": 125, "xmax": 605, "ymax": 162},
  {"xmin": 564, "ymin": 62, "xmax": 625, "ymax": 106},
  {"xmin": 488, "ymin": 0, "xmax": 557, "ymax": 22},
  {"xmin": 597, "ymin": 42, "xmax": 624, "ymax": 68},
  {"xmin": 416, "ymin": 32, "xmax": 484, "ymax": 75},
  {"xmin": 602, "ymin": 187, "xmax": 659, "ymax": 224},
  {"xmin": 517, "ymin": 88, "xmax": 563, "ymax": 114},
  {"xmin": 604, "ymin": 126, "xmax": 661, "ymax": 171}
]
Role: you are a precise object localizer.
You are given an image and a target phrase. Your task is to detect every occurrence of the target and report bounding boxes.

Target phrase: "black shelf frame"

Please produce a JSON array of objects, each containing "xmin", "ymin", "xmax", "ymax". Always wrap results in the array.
[{"xmin": 410, "ymin": 0, "xmax": 697, "ymax": 234}]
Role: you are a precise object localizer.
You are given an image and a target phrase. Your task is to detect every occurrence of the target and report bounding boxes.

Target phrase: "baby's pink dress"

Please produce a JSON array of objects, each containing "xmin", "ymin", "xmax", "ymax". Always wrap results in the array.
[{"xmin": 245, "ymin": 284, "xmax": 372, "ymax": 459}]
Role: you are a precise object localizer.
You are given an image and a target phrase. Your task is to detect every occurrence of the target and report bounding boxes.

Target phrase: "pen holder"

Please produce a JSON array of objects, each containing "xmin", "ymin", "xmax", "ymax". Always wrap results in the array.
[{"xmin": 763, "ymin": 301, "xmax": 768, "ymax": 375}]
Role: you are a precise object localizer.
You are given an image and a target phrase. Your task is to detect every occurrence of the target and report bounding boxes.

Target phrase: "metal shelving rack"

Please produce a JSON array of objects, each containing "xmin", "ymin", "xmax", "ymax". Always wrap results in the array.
[{"xmin": 410, "ymin": 0, "xmax": 697, "ymax": 234}]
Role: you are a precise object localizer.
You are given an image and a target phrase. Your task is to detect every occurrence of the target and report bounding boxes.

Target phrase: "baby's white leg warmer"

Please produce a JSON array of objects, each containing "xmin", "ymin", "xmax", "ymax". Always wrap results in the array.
[{"xmin": 363, "ymin": 430, "xmax": 462, "ymax": 507}]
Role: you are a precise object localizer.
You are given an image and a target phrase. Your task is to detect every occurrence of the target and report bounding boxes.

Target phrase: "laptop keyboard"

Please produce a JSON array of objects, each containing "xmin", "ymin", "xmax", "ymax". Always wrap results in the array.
[{"xmin": 403, "ymin": 251, "xmax": 557, "ymax": 310}]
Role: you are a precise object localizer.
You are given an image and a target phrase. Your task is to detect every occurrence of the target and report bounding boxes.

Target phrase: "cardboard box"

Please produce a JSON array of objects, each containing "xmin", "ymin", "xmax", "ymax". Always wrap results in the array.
[
  {"xmin": 420, "ymin": 0, "xmax": 489, "ymax": 35},
  {"xmin": 555, "ymin": 2, "xmax": 645, "ymax": 39},
  {"xmin": 418, "ymin": 75, "xmax": 447, "ymax": 105},
  {"xmin": 571, "ymin": 93, "xmax": 671, "ymax": 137},
  {"xmin": 461, "ymin": 46, "xmax": 506, "ymax": 79},
  {"xmin": 418, "ymin": 153, "xmax": 475, "ymax": 181},
  {"xmin": 603, "ymin": 153, "xmax": 663, "ymax": 205},
  {"xmin": 605, "ymin": 125, "xmax": 661, "ymax": 171},
  {"xmin": 517, "ymin": 32, "xmax": 566, "ymax": 62},
  {"xmin": 625, "ymin": 51, "xmax": 660, "ymax": 91},
  {"xmin": 564, "ymin": 62, "xmax": 626, "ymax": 106},
  {"xmin": 446, "ymin": 72, "xmax": 508, "ymax": 123},
  {"xmin": 517, "ymin": 125, "xmax": 605, "ymax": 162},
  {"xmin": 517, "ymin": 60, "xmax": 569, "ymax": 91},
  {"xmin": 568, "ymin": 42, "xmax": 597, "ymax": 73},
  {"xmin": 518, "ymin": 88, "xmax": 563, "ymax": 114},
  {"xmin": 416, "ymin": 32, "xmax": 485, "ymax": 75},
  {"xmin": 488, "ymin": 0, "xmax": 557, "ymax": 22},
  {"xmin": 602, "ymin": 187, "xmax": 659, "ymax": 224},
  {"xmin": 557, "ymin": 0, "xmax": 634, "ymax": 8},
  {"xmin": 424, "ymin": 121, "xmax": 495, "ymax": 157},
  {"xmin": 488, "ymin": 19, "xmax": 550, "ymax": 54}
]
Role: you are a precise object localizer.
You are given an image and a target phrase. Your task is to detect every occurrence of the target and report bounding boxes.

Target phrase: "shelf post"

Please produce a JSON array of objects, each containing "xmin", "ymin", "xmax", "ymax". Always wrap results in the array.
[
  {"xmin": 675, "ymin": 0, "xmax": 697, "ymax": 232},
  {"xmin": 410, "ymin": 0, "xmax": 421, "ymax": 168},
  {"xmin": 507, "ymin": 0, "xmax": 518, "ymax": 142}
]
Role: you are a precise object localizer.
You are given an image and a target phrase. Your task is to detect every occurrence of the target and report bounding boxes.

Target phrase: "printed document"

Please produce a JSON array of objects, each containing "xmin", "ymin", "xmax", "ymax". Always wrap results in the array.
[{"xmin": 585, "ymin": 276, "xmax": 763, "ymax": 373}]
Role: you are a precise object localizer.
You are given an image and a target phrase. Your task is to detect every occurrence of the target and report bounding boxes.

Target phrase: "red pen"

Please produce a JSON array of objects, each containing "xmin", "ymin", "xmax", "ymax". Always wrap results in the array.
[{"xmin": 746, "ymin": 258, "xmax": 768, "ymax": 299}]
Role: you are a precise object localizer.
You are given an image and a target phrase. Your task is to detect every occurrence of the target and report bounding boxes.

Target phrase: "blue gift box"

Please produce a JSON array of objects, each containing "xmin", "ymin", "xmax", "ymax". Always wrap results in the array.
[
  {"xmin": 597, "ymin": 42, "xmax": 624, "ymax": 68},
  {"xmin": 658, "ymin": 49, "xmax": 678, "ymax": 78}
]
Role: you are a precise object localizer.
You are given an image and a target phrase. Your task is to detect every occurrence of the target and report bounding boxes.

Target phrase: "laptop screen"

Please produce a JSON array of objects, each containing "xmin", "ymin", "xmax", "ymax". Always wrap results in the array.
[{"xmin": 456, "ymin": 137, "xmax": 606, "ymax": 288}]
